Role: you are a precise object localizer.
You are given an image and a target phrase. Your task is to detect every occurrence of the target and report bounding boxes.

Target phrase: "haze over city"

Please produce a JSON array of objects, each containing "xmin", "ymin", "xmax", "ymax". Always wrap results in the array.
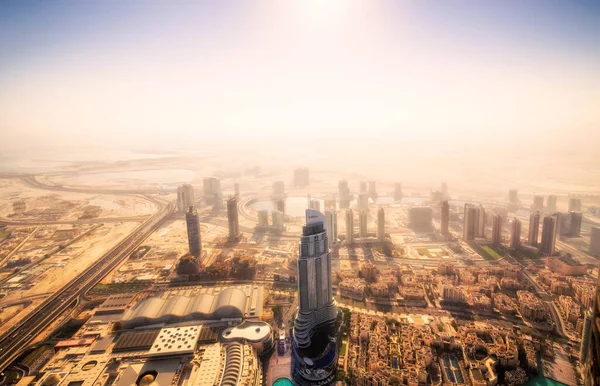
[{"xmin": 1, "ymin": 1, "xmax": 600, "ymax": 386}]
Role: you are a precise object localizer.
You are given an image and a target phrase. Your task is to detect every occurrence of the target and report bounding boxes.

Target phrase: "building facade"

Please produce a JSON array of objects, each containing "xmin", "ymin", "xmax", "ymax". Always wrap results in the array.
[
  {"xmin": 227, "ymin": 197, "xmax": 240, "ymax": 242},
  {"xmin": 528, "ymin": 212, "xmax": 540, "ymax": 246},
  {"xmin": 185, "ymin": 206, "xmax": 202, "ymax": 257}
]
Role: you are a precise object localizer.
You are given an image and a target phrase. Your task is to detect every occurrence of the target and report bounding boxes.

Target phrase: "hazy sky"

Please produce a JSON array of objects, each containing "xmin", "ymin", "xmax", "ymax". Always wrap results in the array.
[{"xmin": 1, "ymin": 0, "xmax": 599, "ymax": 152}]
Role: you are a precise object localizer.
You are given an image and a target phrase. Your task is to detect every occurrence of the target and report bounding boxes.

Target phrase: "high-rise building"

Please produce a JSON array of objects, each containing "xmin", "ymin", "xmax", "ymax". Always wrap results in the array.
[
  {"xmin": 185, "ymin": 206, "xmax": 202, "ymax": 257},
  {"xmin": 441, "ymin": 201, "xmax": 450, "ymax": 235},
  {"xmin": 540, "ymin": 215, "xmax": 558, "ymax": 255},
  {"xmin": 547, "ymin": 195, "xmax": 557, "ymax": 212},
  {"xmin": 358, "ymin": 193, "xmax": 369, "ymax": 211},
  {"xmin": 532, "ymin": 195, "xmax": 544, "ymax": 211},
  {"xmin": 272, "ymin": 181, "xmax": 285, "ymax": 198},
  {"xmin": 176, "ymin": 184, "xmax": 195, "ymax": 213},
  {"xmin": 590, "ymin": 227, "xmax": 600, "ymax": 257},
  {"xmin": 359, "ymin": 181, "xmax": 367, "ymax": 194},
  {"xmin": 394, "ymin": 183, "xmax": 403, "ymax": 201},
  {"xmin": 338, "ymin": 180, "xmax": 351, "ymax": 209},
  {"xmin": 475, "ymin": 205, "xmax": 486, "ymax": 238},
  {"xmin": 581, "ymin": 310, "xmax": 593, "ymax": 363},
  {"xmin": 441, "ymin": 182, "xmax": 448, "ymax": 199},
  {"xmin": 234, "ymin": 182, "xmax": 240, "ymax": 197},
  {"xmin": 463, "ymin": 204, "xmax": 476, "ymax": 241},
  {"xmin": 325, "ymin": 210, "xmax": 337, "ymax": 244},
  {"xmin": 227, "ymin": 197, "xmax": 239, "ymax": 242},
  {"xmin": 310, "ymin": 199, "xmax": 321, "ymax": 212},
  {"xmin": 511, "ymin": 218, "xmax": 521, "ymax": 249},
  {"xmin": 275, "ymin": 198, "xmax": 285, "ymax": 214},
  {"xmin": 582, "ymin": 273, "xmax": 600, "ymax": 385},
  {"xmin": 368, "ymin": 181, "xmax": 377, "ymax": 199},
  {"xmin": 292, "ymin": 210, "xmax": 338, "ymax": 386},
  {"xmin": 409, "ymin": 207, "xmax": 433, "ymax": 230},
  {"xmin": 203, "ymin": 177, "xmax": 221, "ymax": 205},
  {"xmin": 491, "ymin": 214, "xmax": 502, "ymax": 245},
  {"xmin": 528, "ymin": 212, "xmax": 540, "ymax": 246},
  {"xmin": 345, "ymin": 209, "xmax": 354, "ymax": 245},
  {"xmin": 569, "ymin": 197, "xmax": 582, "ymax": 212},
  {"xmin": 359, "ymin": 210, "xmax": 368, "ymax": 237},
  {"xmin": 258, "ymin": 209, "xmax": 269, "ymax": 227},
  {"xmin": 570, "ymin": 211, "xmax": 582, "ymax": 237},
  {"xmin": 509, "ymin": 189, "xmax": 519, "ymax": 205},
  {"xmin": 293, "ymin": 168, "xmax": 310, "ymax": 188},
  {"xmin": 272, "ymin": 210, "xmax": 285, "ymax": 231},
  {"xmin": 378, "ymin": 207, "xmax": 385, "ymax": 242}
]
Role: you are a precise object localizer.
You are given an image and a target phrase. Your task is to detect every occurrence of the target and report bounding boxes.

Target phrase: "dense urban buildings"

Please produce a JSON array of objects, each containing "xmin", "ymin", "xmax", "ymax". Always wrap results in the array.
[
  {"xmin": 511, "ymin": 218, "xmax": 521, "ymax": 249},
  {"xmin": 540, "ymin": 215, "xmax": 558, "ymax": 256},
  {"xmin": 529, "ymin": 211, "xmax": 540, "ymax": 246},
  {"xmin": 292, "ymin": 210, "xmax": 338, "ymax": 386},
  {"xmin": 227, "ymin": 196, "xmax": 240, "ymax": 242},
  {"xmin": 185, "ymin": 205, "xmax": 202, "ymax": 257},
  {"xmin": 582, "ymin": 274, "xmax": 600, "ymax": 386},
  {"xmin": 176, "ymin": 183, "xmax": 195, "ymax": 213}
]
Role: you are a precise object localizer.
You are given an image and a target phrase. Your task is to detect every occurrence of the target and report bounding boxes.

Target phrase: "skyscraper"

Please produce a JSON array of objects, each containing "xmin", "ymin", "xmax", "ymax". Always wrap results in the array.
[
  {"xmin": 310, "ymin": 199, "xmax": 321, "ymax": 212},
  {"xmin": 273, "ymin": 181, "xmax": 285, "ymax": 198},
  {"xmin": 272, "ymin": 210, "xmax": 285, "ymax": 231},
  {"xmin": 475, "ymin": 205, "xmax": 486, "ymax": 238},
  {"xmin": 547, "ymin": 194, "xmax": 557, "ymax": 212},
  {"xmin": 491, "ymin": 214, "xmax": 502, "ymax": 245},
  {"xmin": 394, "ymin": 183, "xmax": 403, "ymax": 201},
  {"xmin": 508, "ymin": 189, "xmax": 519, "ymax": 205},
  {"xmin": 569, "ymin": 197, "xmax": 582, "ymax": 212},
  {"xmin": 511, "ymin": 218, "xmax": 521, "ymax": 249},
  {"xmin": 540, "ymin": 215, "xmax": 558, "ymax": 255},
  {"xmin": 176, "ymin": 184, "xmax": 195, "ymax": 213},
  {"xmin": 528, "ymin": 212, "xmax": 540, "ymax": 246},
  {"xmin": 378, "ymin": 207, "xmax": 385, "ymax": 242},
  {"xmin": 359, "ymin": 181, "xmax": 367, "ymax": 194},
  {"xmin": 227, "ymin": 197, "xmax": 239, "ymax": 242},
  {"xmin": 368, "ymin": 181, "xmax": 377, "ymax": 199},
  {"xmin": 338, "ymin": 180, "xmax": 351, "ymax": 209},
  {"xmin": 234, "ymin": 182, "xmax": 240, "ymax": 197},
  {"xmin": 292, "ymin": 210, "xmax": 338, "ymax": 386},
  {"xmin": 203, "ymin": 177, "xmax": 221, "ymax": 205},
  {"xmin": 441, "ymin": 182, "xmax": 448, "ymax": 199},
  {"xmin": 345, "ymin": 209, "xmax": 354, "ymax": 245},
  {"xmin": 570, "ymin": 211, "xmax": 583, "ymax": 237},
  {"xmin": 532, "ymin": 195, "xmax": 544, "ymax": 211},
  {"xmin": 441, "ymin": 201, "xmax": 449, "ymax": 236},
  {"xmin": 582, "ymin": 274, "xmax": 600, "ymax": 386},
  {"xmin": 359, "ymin": 210, "xmax": 368, "ymax": 237},
  {"xmin": 325, "ymin": 210, "xmax": 337, "ymax": 245},
  {"xmin": 358, "ymin": 193, "xmax": 369, "ymax": 211},
  {"xmin": 590, "ymin": 227, "xmax": 600, "ymax": 257},
  {"xmin": 463, "ymin": 204, "xmax": 476, "ymax": 241},
  {"xmin": 185, "ymin": 206, "xmax": 202, "ymax": 257}
]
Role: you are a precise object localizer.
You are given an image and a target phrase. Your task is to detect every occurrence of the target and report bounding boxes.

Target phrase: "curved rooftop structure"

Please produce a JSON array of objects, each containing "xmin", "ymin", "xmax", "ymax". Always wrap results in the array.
[{"xmin": 120, "ymin": 286, "xmax": 260, "ymax": 329}]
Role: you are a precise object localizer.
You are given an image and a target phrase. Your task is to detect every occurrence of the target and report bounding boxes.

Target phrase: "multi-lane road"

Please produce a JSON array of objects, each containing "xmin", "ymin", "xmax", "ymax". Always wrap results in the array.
[{"xmin": 0, "ymin": 199, "xmax": 174, "ymax": 372}]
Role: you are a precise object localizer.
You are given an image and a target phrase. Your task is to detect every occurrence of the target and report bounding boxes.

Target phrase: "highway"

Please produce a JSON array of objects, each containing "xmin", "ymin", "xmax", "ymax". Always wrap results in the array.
[
  {"xmin": 0, "ymin": 215, "xmax": 150, "ymax": 226},
  {"xmin": 21, "ymin": 175, "xmax": 174, "ymax": 195},
  {"xmin": 0, "ymin": 200, "xmax": 175, "ymax": 372}
]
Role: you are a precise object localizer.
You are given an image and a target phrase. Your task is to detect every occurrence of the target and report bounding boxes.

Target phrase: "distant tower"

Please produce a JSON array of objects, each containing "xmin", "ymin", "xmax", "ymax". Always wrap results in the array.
[
  {"xmin": 292, "ymin": 209, "xmax": 338, "ymax": 385},
  {"xmin": 234, "ymin": 182, "xmax": 240, "ymax": 197},
  {"xmin": 547, "ymin": 195, "xmax": 557, "ymax": 212},
  {"xmin": 528, "ymin": 212, "xmax": 540, "ymax": 246},
  {"xmin": 368, "ymin": 181, "xmax": 377, "ymax": 199},
  {"xmin": 185, "ymin": 206, "xmax": 202, "ymax": 257},
  {"xmin": 310, "ymin": 199, "xmax": 321, "ymax": 212},
  {"xmin": 511, "ymin": 218, "xmax": 521, "ymax": 249},
  {"xmin": 338, "ymin": 180, "xmax": 351, "ymax": 209},
  {"xmin": 293, "ymin": 168, "xmax": 310, "ymax": 188},
  {"xmin": 491, "ymin": 214, "xmax": 502, "ymax": 245},
  {"xmin": 377, "ymin": 207, "xmax": 385, "ymax": 242},
  {"xmin": 176, "ymin": 184, "xmax": 195, "ymax": 213},
  {"xmin": 590, "ymin": 227, "xmax": 600, "ymax": 257},
  {"xmin": 359, "ymin": 210, "xmax": 368, "ymax": 237},
  {"xmin": 394, "ymin": 183, "xmax": 403, "ymax": 201},
  {"xmin": 358, "ymin": 193, "xmax": 369, "ymax": 211},
  {"xmin": 345, "ymin": 209, "xmax": 354, "ymax": 245},
  {"xmin": 441, "ymin": 182, "xmax": 448, "ymax": 199},
  {"xmin": 508, "ymin": 189, "xmax": 519, "ymax": 205},
  {"xmin": 203, "ymin": 177, "xmax": 221, "ymax": 205},
  {"xmin": 570, "ymin": 211, "xmax": 582, "ymax": 237},
  {"xmin": 441, "ymin": 201, "xmax": 450, "ymax": 236},
  {"xmin": 475, "ymin": 205, "xmax": 486, "ymax": 238},
  {"xmin": 272, "ymin": 181, "xmax": 285, "ymax": 199},
  {"xmin": 227, "ymin": 197, "xmax": 239, "ymax": 242},
  {"xmin": 540, "ymin": 215, "xmax": 558, "ymax": 255},
  {"xmin": 463, "ymin": 204, "xmax": 476, "ymax": 241},
  {"xmin": 359, "ymin": 181, "xmax": 367, "ymax": 194},
  {"xmin": 532, "ymin": 195, "xmax": 544, "ymax": 211},
  {"xmin": 272, "ymin": 210, "xmax": 285, "ymax": 231},
  {"xmin": 569, "ymin": 197, "xmax": 582, "ymax": 212},
  {"xmin": 325, "ymin": 210, "xmax": 337, "ymax": 244},
  {"xmin": 580, "ymin": 310, "xmax": 593, "ymax": 363}
]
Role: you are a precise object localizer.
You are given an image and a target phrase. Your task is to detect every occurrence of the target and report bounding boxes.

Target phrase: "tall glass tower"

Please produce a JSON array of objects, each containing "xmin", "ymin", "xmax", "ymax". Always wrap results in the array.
[{"xmin": 292, "ymin": 209, "xmax": 338, "ymax": 386}]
